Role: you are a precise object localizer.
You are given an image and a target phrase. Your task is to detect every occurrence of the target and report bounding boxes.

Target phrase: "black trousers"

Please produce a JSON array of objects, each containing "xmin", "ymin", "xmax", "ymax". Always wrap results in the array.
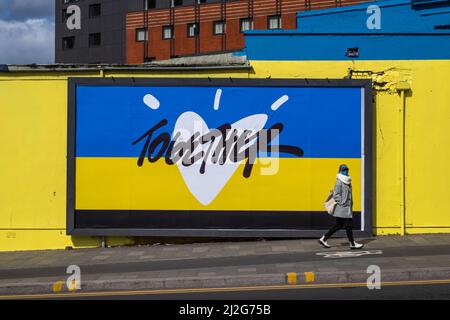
[{"xmin": 324, "ymin": 217, "xmax": 355, "ymax": 244}]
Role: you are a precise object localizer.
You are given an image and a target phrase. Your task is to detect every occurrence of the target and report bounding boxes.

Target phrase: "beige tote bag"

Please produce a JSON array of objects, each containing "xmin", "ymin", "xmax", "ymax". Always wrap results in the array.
[{"xmin": 324, "ymin": 190, "xmax": 337, "ymax": 215}]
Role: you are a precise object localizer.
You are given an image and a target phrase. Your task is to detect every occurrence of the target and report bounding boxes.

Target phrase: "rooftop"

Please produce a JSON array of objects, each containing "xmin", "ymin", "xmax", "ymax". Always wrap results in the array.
[{"xmin": 0, "ymin": 52, "xmax": 249, "ymax": 72}]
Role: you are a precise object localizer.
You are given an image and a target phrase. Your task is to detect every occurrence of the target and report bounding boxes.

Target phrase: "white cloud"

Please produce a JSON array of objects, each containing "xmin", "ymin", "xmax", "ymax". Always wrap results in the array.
[
  {"xmin": 0, "ymin": 19, "xmax": 54, "ymax": 64},
  {"xmin": 0, "ymin": 0, "xmax": 54, "ymax": 21}
]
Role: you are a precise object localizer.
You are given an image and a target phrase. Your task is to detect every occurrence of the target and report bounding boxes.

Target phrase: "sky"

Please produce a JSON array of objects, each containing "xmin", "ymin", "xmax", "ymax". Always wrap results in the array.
[{"xmin": 0, "ymin": 0, "xmax": 55, "ymax": 64}]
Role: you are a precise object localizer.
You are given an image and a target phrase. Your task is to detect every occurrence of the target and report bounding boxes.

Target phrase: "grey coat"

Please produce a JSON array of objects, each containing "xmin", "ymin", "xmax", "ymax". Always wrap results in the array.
[{"xmin": 332, "ymin": 178, "xmax": 353, "ymax": 219}]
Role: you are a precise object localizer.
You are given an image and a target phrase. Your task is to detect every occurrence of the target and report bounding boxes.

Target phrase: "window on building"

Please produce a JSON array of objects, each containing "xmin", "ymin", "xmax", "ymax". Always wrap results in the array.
[
  {"xmin": 412, "ymin": 0, "xmax": 448, "ymax": 5},
  {"xmin": 144, "ymin": 0, "xmax": 156, "ymax": 10},
  {"xmin": 162, "ymin": 26, "xmax": 174, "ymax": 39},
  {"xmin": 213, "ymin": 21, "xmax": 225, "ymax": 35},
  {"xmin": 434, "ymin": 24, "xmax": 450, "ymax": 29},
  {"xmin": 174, "ymin": 0, "xmax": 183, "ymax": 6},
  {"xmin": 89, "ymin": 33, "xmax": 101, "ymax": 47},
  {"xmin": 187, "ymin": 23, "xmax": 199, "ymax": 37},
  {"xmin": 268, "ymin": 15, "xmax": 282, "ymax": 30},
  {"xmin": 89, "ymin": 4, "xmax": 101, "ymax": 18},
  {"xmin": 240, "ymin": 18, "xmax": 253, "ymax": 32},
  {"xmin": 136, "ymin": 28, "xmax": 148, "ymax": 42},
  {"xmin": 62, "ymin": 36, "xmax": 75, "ymax": 50}
]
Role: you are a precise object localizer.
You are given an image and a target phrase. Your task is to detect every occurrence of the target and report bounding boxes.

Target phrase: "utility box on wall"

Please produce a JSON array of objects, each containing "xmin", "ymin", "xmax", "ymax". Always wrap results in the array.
[{"xmin": 67, "ymin": 78, "xmax": 372, "ymax": 237}]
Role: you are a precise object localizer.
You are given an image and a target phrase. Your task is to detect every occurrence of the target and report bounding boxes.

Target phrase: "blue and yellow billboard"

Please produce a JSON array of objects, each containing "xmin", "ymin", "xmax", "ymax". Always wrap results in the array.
[{"xmin": 67, "ymin": 78, "xmax": 372, "ymax": 237}]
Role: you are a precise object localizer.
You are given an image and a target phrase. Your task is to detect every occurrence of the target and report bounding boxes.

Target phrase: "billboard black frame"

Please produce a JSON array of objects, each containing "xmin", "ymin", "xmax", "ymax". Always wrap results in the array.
[{"xmin": 67, "ymin": 77, "xmax": 373, "ymax": 237}]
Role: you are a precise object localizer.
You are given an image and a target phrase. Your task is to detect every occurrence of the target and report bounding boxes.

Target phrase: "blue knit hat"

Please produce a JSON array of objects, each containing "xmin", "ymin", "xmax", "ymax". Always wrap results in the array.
[{"xmin": 339, "ymin": 164, "xmax": 349, "ymax": 172}]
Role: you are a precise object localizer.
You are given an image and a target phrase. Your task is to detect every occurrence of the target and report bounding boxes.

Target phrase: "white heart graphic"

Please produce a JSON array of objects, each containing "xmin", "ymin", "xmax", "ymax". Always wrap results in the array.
[{"xmin": 173, "ymin": 112, "xmax": 268, "ymax": 206}]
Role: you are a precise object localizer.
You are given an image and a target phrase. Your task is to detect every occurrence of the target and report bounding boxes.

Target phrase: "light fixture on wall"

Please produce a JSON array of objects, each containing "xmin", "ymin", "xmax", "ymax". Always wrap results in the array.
[{"xmin": 346, "ymin": 47, "xmax": 359, "ymax": 58}]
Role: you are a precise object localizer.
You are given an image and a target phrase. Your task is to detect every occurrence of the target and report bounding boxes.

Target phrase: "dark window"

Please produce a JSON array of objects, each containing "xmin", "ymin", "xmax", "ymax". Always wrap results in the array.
[
  {"xmin": 174, "ymin": 0, "xmax": 183, "ymax": 6},
  {"xmin": 136, "ymin": 28, "xmax": 148, "ymax": 42},
  {"xmin": 89, "ymin": 4, "xmax": 101, "ymax": 18},
  {"xmin": 200, "ymin": 0, "xmax": 207, "ymax": 3},
  {"xmin": 267, "ymin": 15, "xmax": 281, "ymax": 30},
  {"xmin": 187, "ymin": 23, "xmax": 199, "ymax": 37},
  {"xmin": 240, "ymin": 18, "xmax": 253, "ymax": 32},
  {"xmin": 213, "ymin": 20, "xmax": 225, "ymax": 35},
  {"xmin": 89, "ymin": 33, "xmax": 101, "ymax": 47},
  {"xmin": 62, "ymin": 36, "xmax": 75, "ymax": 50},
  {"xmin": 434, "ymin": 25, "xmax": 450, "ymax": 29},
  {"xmin": 144, "ymin": 0, "xmax": 156, "ymax": 10},
  {"xmin": 162, "ymin": 26, "xmax": 174, "ymax": 39},
  {"xmin": 412, "ymin": 0, "xmax": 449, "ymax": 6}
]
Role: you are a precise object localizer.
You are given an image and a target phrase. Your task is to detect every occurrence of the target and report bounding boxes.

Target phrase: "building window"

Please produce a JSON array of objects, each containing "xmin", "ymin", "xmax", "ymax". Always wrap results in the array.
[
  {"xmin": 213, "ymin": 21, "xmax": 225, "ymax": 35},
  {"xmin": 174, "ymin": 0, "xmax": 183, "ymax": 6},
  {"xmin": 136, "ymin": 28, "xmax": 148, "ymax": 42},
  {"xmin": 62, "ymin": 36, "xmax": 75, "ymax": 50},
  {"xmin": 268, "ymin": 15, "xmax": 282, "ymax": 30},
  {"xmin": 162, "ymin": 26, "xmax": 174, "ymax": 39},
  {"xmin": 187, "ymin": 23, "xmax": 199, "ymax": 37},
  {"xmin": 240, "ymin": 18, "xmax": 253, "ymax": 32},
  {"xmin": 89, "ymin": 33, "xmax": 101, "ymax": 47},
  {"xmin": 434, "ymin": 24, "xmax": 450, "ymax": 29},
  {"xmin": 144, "ymin": 0, "xmax": 156, "ymax": 10},
  {"xmin": 89, "ymin": 4, "xmax": 101, "ymax": 18}
]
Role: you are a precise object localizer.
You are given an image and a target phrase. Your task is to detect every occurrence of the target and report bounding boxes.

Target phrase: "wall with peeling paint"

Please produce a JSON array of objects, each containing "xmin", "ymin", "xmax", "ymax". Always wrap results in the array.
[
  {"xmin": 247, "ymin": 60, "xmax": 450, "ymax": 235},
  {"xmin": 1, "ymin": 58, "xmax": 448, "ymax": 253},
  {"xmin": 0, "ymin": 68, "xmax": 250, "ymax": 252},
  {"xmin": 1, "ymin": 0, "xmax": 449, "ymax": 252},
  {"xmin": 244, "ymin": 0, "xmax": 450, "ymax": 235}
]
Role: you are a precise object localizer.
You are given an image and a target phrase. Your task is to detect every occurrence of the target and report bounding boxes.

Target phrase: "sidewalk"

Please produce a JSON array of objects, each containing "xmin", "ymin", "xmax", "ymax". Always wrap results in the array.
[{"xmin": 0, "ymin": 234, "xmax": 449, "ymax": 297}]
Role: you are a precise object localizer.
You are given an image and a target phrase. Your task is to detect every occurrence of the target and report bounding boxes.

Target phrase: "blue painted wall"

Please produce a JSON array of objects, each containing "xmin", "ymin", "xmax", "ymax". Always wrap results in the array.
[
  {"xmin": 245, "ymin": 33, "xmax": 450, "ymax": 60},
  {"xmin": 296, "ymin": 0, "xmax": 450, "ymax": 34},
  {"xmin": 244, "ymin": 0, "xmax": 450, "ymax": 60}
]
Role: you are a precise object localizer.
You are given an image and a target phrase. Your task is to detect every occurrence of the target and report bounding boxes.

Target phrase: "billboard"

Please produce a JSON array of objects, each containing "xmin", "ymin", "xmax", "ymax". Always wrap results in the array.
[{"xmin": 67, "ymin": 78, "xmax": 372, "ymax": 237}]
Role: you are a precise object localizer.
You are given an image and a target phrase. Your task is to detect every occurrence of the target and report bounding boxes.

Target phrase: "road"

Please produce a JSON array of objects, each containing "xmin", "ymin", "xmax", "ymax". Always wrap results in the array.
[
  {"xmin": 6, "ymin": 280, "xmax": 450, "ymax": 300},
  {"xmin": 1, "ymin": 237, "xmax": 449, "ymax": 301}
]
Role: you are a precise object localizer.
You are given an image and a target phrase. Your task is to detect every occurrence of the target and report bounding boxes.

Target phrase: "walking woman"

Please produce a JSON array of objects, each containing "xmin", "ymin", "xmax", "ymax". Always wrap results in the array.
[{"xmin": 319, "ymin": 164, "xmax": 364, "ymax": 249}]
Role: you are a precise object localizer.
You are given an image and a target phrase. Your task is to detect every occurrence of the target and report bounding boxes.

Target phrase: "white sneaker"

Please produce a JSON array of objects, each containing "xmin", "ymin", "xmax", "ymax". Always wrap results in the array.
[
  {"xmin": 350, "ymin": 242, "xmax": 364, "ymax": 249},
  {"xmin": 318, "ymin": 236, "xmax": 331, "ymax": 248}
]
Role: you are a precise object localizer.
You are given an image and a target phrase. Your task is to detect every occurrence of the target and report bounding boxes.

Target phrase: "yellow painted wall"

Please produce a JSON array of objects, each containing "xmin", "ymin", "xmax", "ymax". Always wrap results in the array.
[
  {"xmin": 249, "ymin": 60, "xmax": 450, "ymax": 235},
  {"xmin": 0, "ymin": 70, "xmax": 249, "ymax": 252},
  {"xmin": 0, "ymin": 60, "xmax": 449, "ymax": 251}
]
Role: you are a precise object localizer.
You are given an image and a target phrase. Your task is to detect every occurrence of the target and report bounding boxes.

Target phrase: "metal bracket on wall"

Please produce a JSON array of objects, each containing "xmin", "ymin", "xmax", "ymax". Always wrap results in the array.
[
  {"xmin": 305, "ymin": 0, "xmax": 311, "ymax": 11},
  {"xmin": 276, "ymin": 0, "xmax": 282, "ymax": 16},
  {"xmin": 195, "ymin": 0, "xmax": 201, "ymax": 54},
  {"xmin": 396, "ymin": 82, "xmax": 412, "ymax": 236},
  {"xmin": 143, "ymin": 0, "xmax": 149, "ymax": 61},
  {"xmin": 221, "ymin": 0, "xmax": 227, "ymax": 51},
  {"xmin": 170, "ymin": 1, "xmax": 175, "ymax": 57}
]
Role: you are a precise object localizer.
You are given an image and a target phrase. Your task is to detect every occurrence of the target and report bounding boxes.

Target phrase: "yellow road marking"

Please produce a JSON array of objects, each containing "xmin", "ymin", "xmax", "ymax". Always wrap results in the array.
[
  {"xmin": 304, "ymin": 272, "xmax": 315, "ymax": 283},
  {"xmin": 52, "ymin": 281, "xmax": 64, "ymax": 293},
  {"xmin": 286, "ymin": 272, "xmax": 297, "ymax": 285},
  {"xmin": 1, "ymin": 278, "xmax": 450, "ymax": 300}
]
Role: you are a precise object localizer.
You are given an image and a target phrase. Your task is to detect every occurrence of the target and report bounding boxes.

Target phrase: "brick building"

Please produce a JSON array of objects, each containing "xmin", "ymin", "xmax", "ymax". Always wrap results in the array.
[{"xmin": 56, "ymin": 0, "xmax": 366, "ymax": 64}]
